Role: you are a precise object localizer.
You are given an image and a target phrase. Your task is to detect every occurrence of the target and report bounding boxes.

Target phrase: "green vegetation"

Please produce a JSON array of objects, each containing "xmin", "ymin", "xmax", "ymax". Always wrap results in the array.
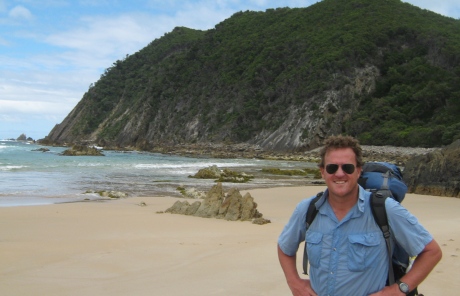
[
  {"xmin": 262, "ymin": 168, "xmax": 322, "ymax": 179},
  {"xmin": 50, "ymin": 0, "xmax": 460, "ymax": 148},
  {"xmin": 176, "ymin": 186, "xmax": 187, "ymax": 196},
  {"xmin": 216, "ymin": 169, "xmax": 254, "ymax": 183}
]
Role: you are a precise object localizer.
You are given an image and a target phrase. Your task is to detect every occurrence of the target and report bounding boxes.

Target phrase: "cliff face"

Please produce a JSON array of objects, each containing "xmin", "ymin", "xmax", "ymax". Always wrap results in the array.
[
  {"xmin": 45, "ymin": 0, "xmax": 460, "ymax": 151},
  {"xmin": 251, "ymin": 66, "xmax": 379, "ymax": 150}
]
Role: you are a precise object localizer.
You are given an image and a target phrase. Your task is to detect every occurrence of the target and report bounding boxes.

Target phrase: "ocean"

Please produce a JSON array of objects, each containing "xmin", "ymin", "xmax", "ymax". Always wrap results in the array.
[{"xmin": 0, "ymin": 140, "xmax": 316, "ymax": 207}]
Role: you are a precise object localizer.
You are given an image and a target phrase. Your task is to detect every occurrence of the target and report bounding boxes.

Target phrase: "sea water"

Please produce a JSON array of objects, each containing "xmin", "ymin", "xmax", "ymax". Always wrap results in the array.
[{"xmin": 0, "ymin": 140, "xmax": 316, "ymax": 207}]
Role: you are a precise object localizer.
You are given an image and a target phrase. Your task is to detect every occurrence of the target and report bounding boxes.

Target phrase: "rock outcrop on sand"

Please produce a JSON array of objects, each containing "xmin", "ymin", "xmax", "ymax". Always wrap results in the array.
[
  {"xmin": 165, "ymin": 183, "xmax": 270, "ymax": 224},
  {"xmin": 403, "ymin": 140, "xmax": 460, "ymax": 198}
]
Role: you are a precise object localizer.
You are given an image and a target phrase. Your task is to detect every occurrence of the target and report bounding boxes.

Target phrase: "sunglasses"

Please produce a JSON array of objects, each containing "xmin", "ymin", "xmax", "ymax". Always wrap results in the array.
[{"xmin": 325, "ymin": 164, "xmax": 355, "ymax": 174}]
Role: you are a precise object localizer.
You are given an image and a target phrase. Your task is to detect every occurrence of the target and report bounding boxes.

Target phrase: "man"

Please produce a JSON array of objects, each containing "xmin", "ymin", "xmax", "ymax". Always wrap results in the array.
[{"xmin": 277, "ymin": 135, "xmax": 442, "ymax": 296}]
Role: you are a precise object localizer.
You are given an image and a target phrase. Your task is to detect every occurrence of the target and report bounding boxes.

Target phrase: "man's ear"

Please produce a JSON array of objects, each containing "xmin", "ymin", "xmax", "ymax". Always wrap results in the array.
[{"xmin": 319, "ymin": 167, "xmax": 325, "ymax": 179}]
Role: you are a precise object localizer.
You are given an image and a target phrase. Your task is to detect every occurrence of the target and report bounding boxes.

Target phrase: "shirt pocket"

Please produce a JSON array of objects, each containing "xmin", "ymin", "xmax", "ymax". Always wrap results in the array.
[
  {"xmin": 348, "ymin": 232, "xmax": 381, "ymax": 272},
  {"xmin": 305, "ymin": 231, "xmax": 323, "ymax": 268}
]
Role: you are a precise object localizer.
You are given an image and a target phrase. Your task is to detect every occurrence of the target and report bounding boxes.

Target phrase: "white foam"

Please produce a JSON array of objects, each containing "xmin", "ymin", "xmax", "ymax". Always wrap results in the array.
[
  {"xmin": 77, "ymin": 162, "xmax": 105, "ymax": 167},
  {"xmin": 0, "ymin": 165, "xmax": 28, "ymax": 171},
  {"xmin": 134, "ymin": 162, "xmax": 254, "ymax": 169}
]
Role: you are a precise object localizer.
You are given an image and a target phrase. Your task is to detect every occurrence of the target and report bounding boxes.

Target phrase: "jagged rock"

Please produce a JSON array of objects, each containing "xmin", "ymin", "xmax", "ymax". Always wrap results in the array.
[
  {"xmin": 240, "ymin": 193, "xmax": 262, "ymax": 221},
  {"xmin": 403, "ymin": 140, "xmax": 460, "ymax": 198},
  {"xmin": 61, "ymin": 144, "xmax": 104, "ymax": 156},
  {"xmin": 184, "ymin": 201, "xmax": 201, "ymax": 215},
  {"xmin": 219, "ymin": 188, "xmax": 242, "ymax": 221},
  {"xmin": 166, "ymin": 200, "xmax": 190, "ymax": 214},
  {"xmin": 194, "ymin": 182, "xmax": 225, "ymax": 218},
  {"xmin": 165, "ymin": 183, "xmax": 267, "ymax": 223}
]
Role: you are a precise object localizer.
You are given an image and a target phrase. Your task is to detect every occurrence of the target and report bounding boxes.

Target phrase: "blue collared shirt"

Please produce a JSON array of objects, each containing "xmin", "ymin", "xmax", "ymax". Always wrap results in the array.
[{"xmin": 278, "ymin": 186, "xmax": 432, "ymax": 296}]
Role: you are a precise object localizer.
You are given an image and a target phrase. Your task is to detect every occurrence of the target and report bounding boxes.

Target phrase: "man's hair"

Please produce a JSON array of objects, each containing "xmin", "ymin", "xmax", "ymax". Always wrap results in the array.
[{"xmin": 318, "ymin": 135, "xmax": 364, "ymax": 168}]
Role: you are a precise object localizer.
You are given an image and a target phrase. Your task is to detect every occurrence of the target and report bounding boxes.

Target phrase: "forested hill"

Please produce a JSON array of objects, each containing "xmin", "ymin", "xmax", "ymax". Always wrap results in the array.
[{"xmin": 45, "ymin": 0, "xmax": 460, "ymax": 151}]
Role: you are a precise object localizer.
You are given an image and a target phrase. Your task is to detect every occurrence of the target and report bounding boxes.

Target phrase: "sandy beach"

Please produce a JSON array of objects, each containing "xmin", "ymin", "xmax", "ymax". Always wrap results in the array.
[{"xmin": 1, "ymin": 186, "xmax": 459, "ymax": 295}]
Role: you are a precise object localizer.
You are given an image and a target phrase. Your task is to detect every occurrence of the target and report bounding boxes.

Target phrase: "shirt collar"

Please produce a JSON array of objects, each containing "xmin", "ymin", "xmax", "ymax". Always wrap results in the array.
[{"xmin": 318, "ymin": 186, "xmax": 366, "ymax": 213}]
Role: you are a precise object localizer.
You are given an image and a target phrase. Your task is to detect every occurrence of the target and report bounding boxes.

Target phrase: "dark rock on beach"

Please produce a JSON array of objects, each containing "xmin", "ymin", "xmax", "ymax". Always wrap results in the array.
[
  {"xmin": 189, "ymin": 165, "xmax": 254, "ymax": 183},
  {"xmin": 60, "ymin": 144, "xmax": 105, "ymax": 156},
  {"xmin": 32, "ymin": 147, "xmax": 50, "ymax": 152},
  {"xmin": 403, "ymin": 140, "xmax": 460, "ymax": 198},
  {"xmin": 190, "ymin": 165, "xmax": 222, "ymax": 179}
]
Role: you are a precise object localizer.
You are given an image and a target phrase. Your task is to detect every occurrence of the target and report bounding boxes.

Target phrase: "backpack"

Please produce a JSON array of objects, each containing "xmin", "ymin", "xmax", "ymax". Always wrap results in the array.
[{"xmin": 302, "ymin": 162, "xmax": 420, "ymax": 296}]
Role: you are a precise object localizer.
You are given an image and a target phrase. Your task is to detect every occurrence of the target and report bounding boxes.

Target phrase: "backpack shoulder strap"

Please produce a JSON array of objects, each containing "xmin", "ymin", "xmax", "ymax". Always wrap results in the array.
[
  {"xmin": 370, "ymin": 191, "xmax": 395, "ymax": 285},
  {"xmin": 306, "ymin": 192, "xmax": 323, "ymax": 228},
  {"xmin": 302, "ymin": 192, "xmax": 323, "ymax": 275}
]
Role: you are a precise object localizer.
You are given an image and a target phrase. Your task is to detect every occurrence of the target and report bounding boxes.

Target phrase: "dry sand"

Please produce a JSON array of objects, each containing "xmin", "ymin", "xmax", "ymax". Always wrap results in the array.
[{"xmin": 0, "ymin": 186, "xmax": 459, "ymax": 295}]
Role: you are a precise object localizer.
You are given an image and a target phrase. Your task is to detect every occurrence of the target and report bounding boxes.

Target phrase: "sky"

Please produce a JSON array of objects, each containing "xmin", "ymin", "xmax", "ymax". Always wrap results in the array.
[{"xmin": 1, "ymin": 0, "xmax": 459, "ymax": 140}]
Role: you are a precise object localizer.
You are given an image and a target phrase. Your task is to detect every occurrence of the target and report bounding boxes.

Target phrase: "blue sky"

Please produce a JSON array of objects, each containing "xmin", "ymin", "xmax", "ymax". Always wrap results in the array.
[{"xmin": 1, "ymin": 0, "xmax": 459, "ymax": 140}]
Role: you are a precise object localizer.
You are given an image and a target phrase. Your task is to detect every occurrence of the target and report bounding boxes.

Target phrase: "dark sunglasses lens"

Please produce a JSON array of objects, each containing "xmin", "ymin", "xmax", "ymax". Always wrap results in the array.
[
  {"xmin": 325, "ymin": 164, "xmax": 355, "ymax": 174},
  {"xmin": 325, "ymin": 164, "xmax": 339, "ymax": 174},
  {"xmin": 342, "ymin": 164, "xmax": 355, "ymax": 174}
]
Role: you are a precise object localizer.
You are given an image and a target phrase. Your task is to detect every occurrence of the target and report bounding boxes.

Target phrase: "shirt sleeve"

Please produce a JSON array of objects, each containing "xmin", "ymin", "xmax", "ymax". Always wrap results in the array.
[
  {"xmin": 278, "ymin": 198, "xmax": 311, "ymax": 256},
  {"xmin": 385, "ymin": 198, "xmax": 433, "ymax": 257}
]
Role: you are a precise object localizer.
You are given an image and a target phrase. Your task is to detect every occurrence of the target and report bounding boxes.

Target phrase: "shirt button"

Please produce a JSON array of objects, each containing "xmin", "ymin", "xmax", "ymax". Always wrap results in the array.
[{"xmin": 333, "ymin": 248, "xmax": 337, "ymax": 251}]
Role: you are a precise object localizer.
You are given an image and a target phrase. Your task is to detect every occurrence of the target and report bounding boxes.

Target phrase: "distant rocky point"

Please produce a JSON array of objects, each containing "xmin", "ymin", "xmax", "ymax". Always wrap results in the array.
[{"xmin": 16, "ymin": 133, "xmax": 34, "ymax": 142}]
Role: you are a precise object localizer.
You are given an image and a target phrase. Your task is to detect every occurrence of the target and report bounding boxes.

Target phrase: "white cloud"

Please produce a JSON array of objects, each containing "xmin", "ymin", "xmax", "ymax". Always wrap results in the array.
[
  {"xmin": 42, "ymin": 6, "xmax": 232, "ymax": 72},
  {"xmin": 8, "ymin": 5, "xmax": 32, "ymax": 20},
  {"xmin": 0, "ymin": 99, "xmax": 70, "ymax": 114},
  {"xmin": 404, "ymin": 0, "xmax": 460, "ymax": 18},
  {"xmin": 45, "ymin": 14, "xmax": 174, "ymax": 62}
]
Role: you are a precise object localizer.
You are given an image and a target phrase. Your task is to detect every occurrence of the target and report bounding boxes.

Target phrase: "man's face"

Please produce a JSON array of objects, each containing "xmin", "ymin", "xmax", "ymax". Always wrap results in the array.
[{"xmin": 320, "ymin": 147, "xmax": 362, "ymax": 199}]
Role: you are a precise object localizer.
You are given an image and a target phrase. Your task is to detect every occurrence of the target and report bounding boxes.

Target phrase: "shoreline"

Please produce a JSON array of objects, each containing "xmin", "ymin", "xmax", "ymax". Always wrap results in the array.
[
  {"xmin": 1, "ymin": 140, "xmax": 449, "ymax": 208},
  {"xmin": 148, "ymin": 144, "xmax": 439, "ymax": 165},
  {"xmin": 0, "ymin": 186, "xmax": 458, "ymax": 295},
  {"xmin": 40, "ymin": 140, "xmax": 439, "ymax": 165}
]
